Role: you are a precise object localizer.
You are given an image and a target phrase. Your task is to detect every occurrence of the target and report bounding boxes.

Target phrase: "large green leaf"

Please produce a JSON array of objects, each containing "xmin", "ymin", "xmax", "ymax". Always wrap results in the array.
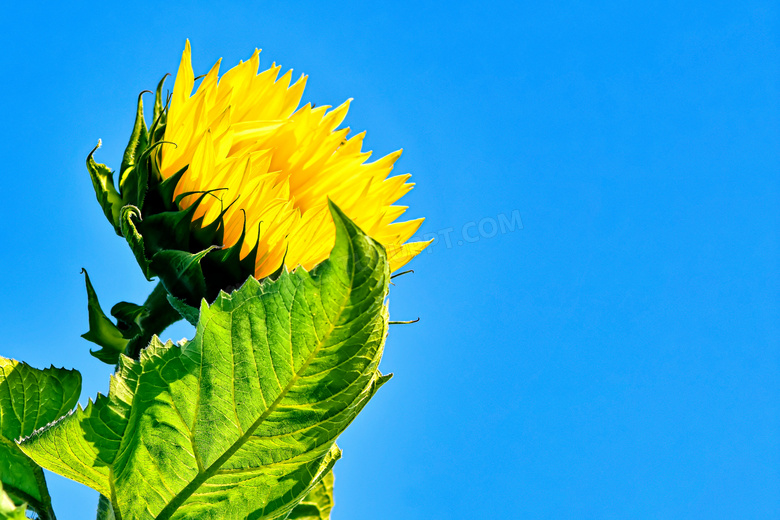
[
  {"xmin": 21, "ymin": 203, "xmax": 392, "ymax": 520},
  {"xmin": 287, "ymin": 470, "xmax": 335, "ymax": 520},
  {"xmin": 0, "ymin": 357, "xmax": 81, "ymax": 519}
]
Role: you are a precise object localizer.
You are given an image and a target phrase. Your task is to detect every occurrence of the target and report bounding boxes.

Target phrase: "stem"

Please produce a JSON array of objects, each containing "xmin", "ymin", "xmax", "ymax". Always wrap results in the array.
[
  {"xmin": 4, "ymin": 480, "xmax": 56, "ymax": 520},
  {"xmin": 125, "ymin": 282, "xmax": 183, "ymax": 359},
  {"xmin": 32, "ymin": 463, "xmax": 57, "ymax": 520}
]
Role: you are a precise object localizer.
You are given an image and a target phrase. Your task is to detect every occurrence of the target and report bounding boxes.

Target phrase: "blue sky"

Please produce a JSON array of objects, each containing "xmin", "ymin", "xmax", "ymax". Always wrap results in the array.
[{"xmin": 1, "ymin": 1, "xmax": 778, "ymax": 518}]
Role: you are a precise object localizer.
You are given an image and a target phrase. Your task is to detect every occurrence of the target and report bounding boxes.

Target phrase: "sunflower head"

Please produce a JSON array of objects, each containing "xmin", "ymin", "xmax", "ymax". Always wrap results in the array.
[{"xmin": 88, "ymin": 41, "xmax": 429, "ymax": 306}]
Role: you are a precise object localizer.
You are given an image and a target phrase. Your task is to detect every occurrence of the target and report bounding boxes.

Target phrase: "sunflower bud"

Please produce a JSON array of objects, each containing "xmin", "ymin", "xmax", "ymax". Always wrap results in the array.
[{"xmin": 84, "ymin": 41, "xmax": 431, "ymax": 362}]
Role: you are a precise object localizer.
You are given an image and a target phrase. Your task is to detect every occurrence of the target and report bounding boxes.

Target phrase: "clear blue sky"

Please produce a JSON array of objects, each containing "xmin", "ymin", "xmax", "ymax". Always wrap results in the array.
[{"xmin": 1, "ymin": 2, "xmax": 778, "ymax": 519}]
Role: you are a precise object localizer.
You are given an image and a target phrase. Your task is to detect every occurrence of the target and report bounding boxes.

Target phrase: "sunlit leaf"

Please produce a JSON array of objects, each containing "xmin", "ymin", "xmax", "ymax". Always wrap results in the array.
[
  {"xmin": 22, "ymin": 203, "xmax": 391, "ymax": 520},
  {"xmin": 0, "ymin": 357, "xmax": 81, "ymax": 519},
  {"xmin": 287, "ymin": 470, "xmax": 335, "ymax": 520}
]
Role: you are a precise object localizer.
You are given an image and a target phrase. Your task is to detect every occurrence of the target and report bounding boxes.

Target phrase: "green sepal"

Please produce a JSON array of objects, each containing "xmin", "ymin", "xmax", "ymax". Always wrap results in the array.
[
  {"xmin": 138, "ymin": 191, "xmax": 217, "ymax": 256},
  {"xmin": 197, "ymin": 215, "xmax": 262, "ymax": 296},
  {"xmin": 120, "ymin": 205, "xmax": 152, "ymax": 280},
  {"xmin": 0, "ymin": 356, "xmax": 81, "ymax": 520},
  {"xmin": 150, "ymin": 246, "xmax": 215, "ymax": 307},
  {"xmin": 147, "ymin": 76, "xmax": 171, "ymax": 184},
  {"xmin": 137, "ymin": 164, "xmax": 186, "ymax": 222},
  {"xmin": 87, "ymin": 142, "xmax": 123, "ymax": 236},
  {"xmin": 156, "ymin": 165, "xmax": 187, "ymax": 212},
  {"xmin": 80, "ymin": 269, "xmax": 128, "ymax": 364},
  {"xmin": 120, "ymin": 160, "xmax": 149, "ymax": 213},
  {"xmin": 119, "ymin": 91, "xmax": 150, "ymax": 193},
  {"xmin": 267, "ymin": 246, "xmax": 289, "ymax": 281},
  {"xmin": 82, "ymin": 273, "xmax": 183, "ymax": 364},
  {"xmin": 150, "ymin": 74, "xmax": 169, "ymax": 144},
  {"xmin": 238, "ymin": 221, "xmax": 263, "ymax": 275},
  {"xmin": 122, "ymin": 140, "xmax": 176, "ymax": 213},
  {"xmin": 20, "ymin": 203, "xmax": 392, "ymax": 520},
  {"xmin": 208, "ymin": 211, "xmax": 249, "ymax": 275},
  {"xmin": 110, "ymin": 301, "xmax": 146, "ymax": 340},
  {"xmin": 374, "ymin": 371, "xmax": 394, "ymax": 390},
  {"xmin": 123, "ymin": 283, "xmax": 183, "ymax": 360},
  {"xmin": 165, "ymin": 295, "xmax": 199, "ymax": 326},
  {"xmin": 190, "ymin": 195, "xmax": 235, "ymax": 247},
  {"xmin": 201, "ymin": 241, "xmax": 245, "ymax": 287},
  {"xmin": 137, "ymin": 206, "xmax": 195, "ymax": 254}
]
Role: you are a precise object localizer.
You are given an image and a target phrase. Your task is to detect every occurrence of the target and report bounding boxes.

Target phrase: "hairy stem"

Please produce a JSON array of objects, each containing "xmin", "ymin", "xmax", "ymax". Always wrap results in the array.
[{"xmin": 5, "ymin": 478, "xmax": 56, "ymax": 520}]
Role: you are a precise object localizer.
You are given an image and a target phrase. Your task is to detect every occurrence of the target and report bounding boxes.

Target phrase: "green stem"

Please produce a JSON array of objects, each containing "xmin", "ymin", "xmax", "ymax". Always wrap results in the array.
[
  {"xmin": 4, "ymin": 479, "xmax": 56, "ymax": 520},
  {"xmin": 125, "ymin": 282, "xmax": 182, "ymax": 359}
]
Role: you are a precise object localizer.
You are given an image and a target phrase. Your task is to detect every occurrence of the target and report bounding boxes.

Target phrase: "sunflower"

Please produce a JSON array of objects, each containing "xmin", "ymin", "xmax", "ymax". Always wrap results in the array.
[{"xmin": 158, "ymin": 41, "xmax": 429, "ymax": 279}]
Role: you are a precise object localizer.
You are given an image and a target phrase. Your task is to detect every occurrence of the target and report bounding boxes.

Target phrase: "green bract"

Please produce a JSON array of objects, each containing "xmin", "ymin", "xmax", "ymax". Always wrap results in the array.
[
  {"xmin": 84, "ymin": 78, "xmax": 279, "ymax": 364},
  {"xmin": 0, "ymin": 358, "xmax": 81, "ymax": 520},
  {"xmin": 93, "ymin": 79, "xmax": 262, "ymax": 299},
  {"xmin": 21, "ymin": 204, "xmax": 392, "ymax": 520}
]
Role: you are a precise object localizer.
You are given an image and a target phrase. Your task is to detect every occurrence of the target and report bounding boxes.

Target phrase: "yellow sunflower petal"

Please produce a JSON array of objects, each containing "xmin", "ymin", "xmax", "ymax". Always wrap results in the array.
[
  {"xmin": 161, "ymin": 42, "xmax": 427, "ymax": 275},
  {"xmin": 388, "ymin": 240, "xmax": 433, "ymax": 272}
]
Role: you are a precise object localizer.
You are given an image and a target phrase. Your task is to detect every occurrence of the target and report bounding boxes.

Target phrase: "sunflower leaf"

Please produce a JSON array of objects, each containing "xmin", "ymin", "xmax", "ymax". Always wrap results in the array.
[
  {"xmin": 287, "ymin": 470, "xmax": 335, "ymax": 520},
  {"xmin": 20, "ymin": 202, "xmax": 391, "ymax": 520},
  {"xmin": 0, "ymin": 357, "xmax": 81, "ymax": 520}
]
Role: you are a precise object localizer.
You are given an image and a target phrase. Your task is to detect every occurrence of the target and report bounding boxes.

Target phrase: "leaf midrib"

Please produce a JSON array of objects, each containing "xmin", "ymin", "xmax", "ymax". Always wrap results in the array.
[{"xmin": 154, "ymin": 254, "xmax": 362, "ymax": 520}]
